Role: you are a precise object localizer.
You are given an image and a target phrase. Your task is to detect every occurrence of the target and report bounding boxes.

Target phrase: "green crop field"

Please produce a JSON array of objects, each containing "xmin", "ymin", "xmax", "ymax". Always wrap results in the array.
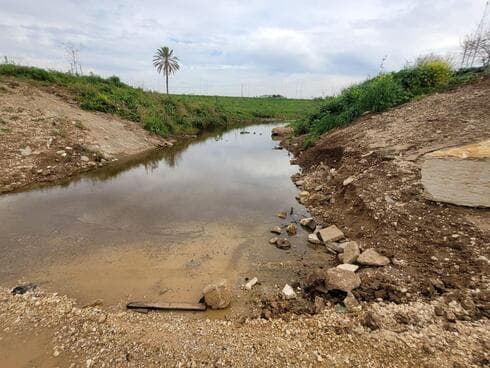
[{"xmin": 0, "ymin": 64, "xmax": 320, "ymax": 137}]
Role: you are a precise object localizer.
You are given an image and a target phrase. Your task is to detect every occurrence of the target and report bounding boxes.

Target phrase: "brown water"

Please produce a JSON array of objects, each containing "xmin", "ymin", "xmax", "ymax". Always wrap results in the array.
[{"xmin": 0, "ymin": 124, "xmax": 327, "ymax": 311}]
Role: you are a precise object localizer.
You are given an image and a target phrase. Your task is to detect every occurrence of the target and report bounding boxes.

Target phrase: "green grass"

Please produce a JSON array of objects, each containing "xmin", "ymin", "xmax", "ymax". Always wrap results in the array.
[
  {"xmin": 293, "ymin": 59, "xmax": 487, "ymax": 142},
  {"xmin": 0, "ymin": 64, "xmax": 320, "ymax": 137}
]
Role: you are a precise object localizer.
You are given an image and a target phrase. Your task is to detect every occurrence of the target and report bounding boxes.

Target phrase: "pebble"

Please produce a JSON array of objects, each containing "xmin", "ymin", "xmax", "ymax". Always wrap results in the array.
[
  {"xmin": 282, "ymin": 284, "xmax": 296, "ymax": 299},
  {"xmin": 357, "ymin": 249, "xmax": 390, "ymax": 266}
]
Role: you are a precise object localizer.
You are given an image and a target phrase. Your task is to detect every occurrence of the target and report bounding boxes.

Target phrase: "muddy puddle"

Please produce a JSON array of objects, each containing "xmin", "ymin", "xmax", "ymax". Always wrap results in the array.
[{"xmin": 0, "ymin": 123, "xmax": 327, "ymax": 313}]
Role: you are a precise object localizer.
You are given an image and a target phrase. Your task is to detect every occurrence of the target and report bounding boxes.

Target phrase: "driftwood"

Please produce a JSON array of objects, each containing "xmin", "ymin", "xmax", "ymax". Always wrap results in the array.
[{"xmin": 126, "ymin": 301, "xmax": 207, "ymax": 311}]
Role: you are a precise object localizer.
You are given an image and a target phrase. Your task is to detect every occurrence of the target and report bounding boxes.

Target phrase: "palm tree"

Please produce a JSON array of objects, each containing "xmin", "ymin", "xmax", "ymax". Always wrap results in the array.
[{"xmin": 153, "ymin": 46, "xmax": 180, "ymax": 94}]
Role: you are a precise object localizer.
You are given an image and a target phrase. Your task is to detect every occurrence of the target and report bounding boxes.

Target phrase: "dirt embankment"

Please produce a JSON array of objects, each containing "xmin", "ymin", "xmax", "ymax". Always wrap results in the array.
[
  {"xmin": 282, "ymin": 75, "xmax": 490, "ymax": 314},
  {"xmin": 0, "ymin": 77, "xmax": 172, "ymax": 194}
]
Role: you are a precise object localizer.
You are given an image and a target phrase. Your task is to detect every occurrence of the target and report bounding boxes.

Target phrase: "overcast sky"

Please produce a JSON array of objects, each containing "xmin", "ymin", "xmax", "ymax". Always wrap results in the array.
[{"xmin": 0, "ymin": 0, "xmax": 487, "ymax": 97}]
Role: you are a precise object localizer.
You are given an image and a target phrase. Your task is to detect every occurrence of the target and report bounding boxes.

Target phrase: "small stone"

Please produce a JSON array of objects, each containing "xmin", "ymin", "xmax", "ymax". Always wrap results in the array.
[
  {"xmin": 20, "ymin": 146, "xmax": 32, "ymax": 156},
  {"xmin": 318, "ymin": 225, "xmax": 345, "ymax": 243},
  {"xmin": 343, "ymin": 176, "xmax": 355, "ymax": 186},
  {"xmin": 269, "ymin": 237, "xmax": 279, "ymax": 244},
  {"xmin": 299, "ymin": 217, "xmax": 317, "ymax": 231},
  {"xmin": 307, "ymin": 233, "xmax": 322, "ymax": 244},
  {"xmin": 203, "ymin": 280, "xmax": 231, "ymax": 309},
  {"xmin": 276, "ymin": 211, "xmax": 287, "ymax": 219},
  {"xmin": 336, "ymin": 264, "xmax": 359, "ymax": 272},
  {"xmin": 244, "ymin": 277, "xmax": 258, "ymax": 290},
  {"xmin": 325, "ymin": 268, "xmax": 361, "ymax": 292},
  {"xmin": 286, "ymin": 224, "xmax": 297, "ymax": 236},
  {"xmin": 343, "ymin": 241, "xmax": 360, "ymax": 264},
  {"xmin": 343, "ymin": 291, "xmax": 359, "ymax": 311},
  {"xmin": 276, "ymin": 238, "xmax": 291, "ymax": 250},
  {"xmin": 325, "ymin": 242, "xmax": 346, "ymax": 253},
  {"xmin": 282, "ymin": 284, "xmax": 296, "ymax": 299},
  {"xmin": 53, "ymin": 350, "xmax": 60, "ymax": 357},
  {"xmin": 80, "ymin": 155, "xmax": 90, "ymax": 162},
  {"xmin": 270, "ymin": 226, "xmax": 282, "ymax": 235},
  {"xmin": 86, "ymin": 359, "xmax": 94, "ymax": 368},
  {"xmin": 295, "ymin": 180, "xmax": 304, "ymax": 186},
  {"xmin": 445, "ymin": 310, "xmax": 456, "ymax": 322},
  {"xmin": 357, "ymin": 248, "xmax": 390, "ymax": 266}
]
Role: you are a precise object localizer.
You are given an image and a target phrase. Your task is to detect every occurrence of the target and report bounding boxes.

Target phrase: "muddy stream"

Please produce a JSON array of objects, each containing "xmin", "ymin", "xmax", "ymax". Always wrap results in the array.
[{"xmin": 0, "ymin": 123, "xmax": 325, "ymax": 315}]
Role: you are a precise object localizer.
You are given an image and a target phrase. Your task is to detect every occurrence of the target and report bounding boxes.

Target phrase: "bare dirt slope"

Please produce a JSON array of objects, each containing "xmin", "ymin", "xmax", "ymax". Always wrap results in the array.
[
  {"xmin": 0, "ymin": 77, "xmax": 169, "ymax": 194},
  {"xmin": 284, "ymin": 75, "xmax": 490, "ymax": 311}
]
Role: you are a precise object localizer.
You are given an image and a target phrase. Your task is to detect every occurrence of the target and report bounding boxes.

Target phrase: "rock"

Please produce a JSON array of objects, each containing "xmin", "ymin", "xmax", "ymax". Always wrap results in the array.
[
  {"xmin": 325, "ymin": 242, "xmax": 346, "ymax": 254},
  {"xmin": 295, "ymin": 180, "xmax": 304, "ymax": 186},
  {"xmin": 336, "ymin": 263, "xmax": 359, "ymax": 272},
  {"xmin": 343, "ymin": 291, "xmax": 360, "ymax": 311},
  {"xmin": 299, "ymin": 191, "xmax": 310, "ymax": 198},
  {"xmin": 20, "ymin": 146, "xmax": 32, "ymax": 156},
  {"xmin": 318, "ymin": 225, "xmax": 344, "ymax": 243},
  {"xmin": 282, "ymin": 284, "xmax": 296, "ymax": 299},
  {"xmin": 307, "ymin": 233, "xmax": 322, "ymax": 244},
  {"xmin": 357, "ymin": 248, "xmax": 390, "ymax": 266},
  {"xmin": 244, "ymin": 277, "xmax": 258, "ymax": 290},
  {"xmin": 203, "ymin": 280, "xmax": 231, "ymax": 309},
  {"xmin": 299, "ymin": 217, "xmax": 317, "ymax": 231},
  {"xmin": 343, "ymin": 176, "xmax": 355, "ymax": 186},
  {"xmin": 271, "ymin": 126, "xmax": 293, "ymax": 137},
  {"xmin": 86, "ymin": 359, "xmax": 94, "ymax": 368},
  {"xmin": 421, "ymin": 140, "xmax": 490, "ymax": 207},
  {"xmin": 286, "ymin": 224, "xmax": 297, "ymax": 235},
  {"xmin": 343, "ymin": 241, "xmax": 360, "ymax": 264},
  {"xmin": 80, "ymin": 155, "xmax": 90, "ymax": 162},
  {"xmin": 276, "ymin": 211, "xmax": 287, "ymax": 219},
  {"xmin": 270, "ymin": 226, "xmax": 282, "ymax": 235},
  {"xmin": 269, "ymin": 237, "xmax": 279, "ymax": 244},
  {"xmin": 325, "ymin": 268, "xmax": 361, "ymax": 292},
  {"xmin": 276, "ymin": 238, "xmax": 291, "ymax": 250}
]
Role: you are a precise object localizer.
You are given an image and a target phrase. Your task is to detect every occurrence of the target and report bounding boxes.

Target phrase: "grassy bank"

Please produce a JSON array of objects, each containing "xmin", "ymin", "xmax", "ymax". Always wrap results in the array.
[
  {"xmin": 293, "ymin": 60, "xmax": 488, "ymax": 147},
  {"xmin": 0, "ymin": 64, "xmax": 320, "ymax": 136}
]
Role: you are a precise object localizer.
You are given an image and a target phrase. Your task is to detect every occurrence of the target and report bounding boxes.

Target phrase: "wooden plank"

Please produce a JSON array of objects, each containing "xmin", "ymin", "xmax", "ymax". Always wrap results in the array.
[{"xmin": 126, "ymin": 301, "xmax": 207, "ymax": 311}]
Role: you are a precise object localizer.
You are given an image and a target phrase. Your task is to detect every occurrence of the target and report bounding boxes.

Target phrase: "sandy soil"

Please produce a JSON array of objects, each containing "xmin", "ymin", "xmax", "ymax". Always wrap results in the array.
[{"xmin": 0, "ymin": 77, "xmax": 171, "ymax": 194}]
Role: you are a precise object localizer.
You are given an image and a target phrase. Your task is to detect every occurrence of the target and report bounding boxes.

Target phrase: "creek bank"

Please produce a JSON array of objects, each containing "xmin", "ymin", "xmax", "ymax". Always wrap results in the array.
[
  {"xmin": 0, "ymin": 78, "xmax": 177, "ymax": 194},
  {"xmin": 275, "ymin": 74, "xmax": 489, "ymax": 321},
  {"xmin": 2, "ymin": 287, "xmax": 489, "ymax": 367}
]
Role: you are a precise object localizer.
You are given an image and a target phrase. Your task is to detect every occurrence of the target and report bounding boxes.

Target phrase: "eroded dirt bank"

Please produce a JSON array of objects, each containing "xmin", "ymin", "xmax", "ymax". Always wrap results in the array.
[
  {"xmin": 0, "ymin": 77, "xmax": 172, "ymax": 194},
  {"xmin": 281, "ymin": 74, "xmax": 489, "ymax": 310}
]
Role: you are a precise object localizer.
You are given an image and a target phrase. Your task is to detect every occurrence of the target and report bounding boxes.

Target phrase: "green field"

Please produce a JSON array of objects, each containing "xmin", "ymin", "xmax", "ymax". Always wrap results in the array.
[{"xmin": 0, "ymin": 64, "xmax": 320, "ymax": 136}]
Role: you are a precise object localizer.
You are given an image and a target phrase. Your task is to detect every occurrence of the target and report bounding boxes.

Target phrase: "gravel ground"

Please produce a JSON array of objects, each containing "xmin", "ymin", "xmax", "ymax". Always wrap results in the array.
[{"xmin": 1, "ymin": 287, "xmax": 489, "ymax": 367}]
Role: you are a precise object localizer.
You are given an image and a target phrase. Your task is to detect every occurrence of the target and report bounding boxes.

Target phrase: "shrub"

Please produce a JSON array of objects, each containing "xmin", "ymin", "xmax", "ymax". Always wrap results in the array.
[{"xmin": 395, "ymin": 58, "xmax": 453, "ymax": 95}]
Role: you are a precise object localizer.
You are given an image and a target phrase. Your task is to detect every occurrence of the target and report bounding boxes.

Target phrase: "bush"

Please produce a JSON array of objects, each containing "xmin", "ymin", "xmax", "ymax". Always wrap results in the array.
[{"xmin": 395, "ymin": 59, "xmax": 453, "ymax": 95}]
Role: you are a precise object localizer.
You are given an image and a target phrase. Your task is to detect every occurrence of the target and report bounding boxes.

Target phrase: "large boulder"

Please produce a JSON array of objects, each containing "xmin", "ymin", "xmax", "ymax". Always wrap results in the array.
[
  {"xmin": 325, "ymin": 268, "xmax": 361, "ymax": 292},
  {"xmin": 421, "ymin": 140, "xmax": 490, "ymax": 207},
  {"xmin": 357, "ymin": 248, "xmax": 390, "ymax": 266},
  {"xmin": 203, "ymin": 280, "xmax": 231, "ymax": 309}
]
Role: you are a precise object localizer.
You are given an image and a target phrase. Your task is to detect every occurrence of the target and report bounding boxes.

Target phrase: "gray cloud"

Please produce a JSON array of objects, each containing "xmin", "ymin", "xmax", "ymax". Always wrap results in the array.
[{"xmin": 0, "ymin": 0, "xmax": 486, "ymax": 97}]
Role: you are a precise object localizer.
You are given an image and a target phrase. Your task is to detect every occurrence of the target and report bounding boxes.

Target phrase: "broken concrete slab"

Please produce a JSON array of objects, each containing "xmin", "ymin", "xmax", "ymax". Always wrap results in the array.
[
  {"xmin": 421, "ymin": 140, "xmax": 490, "ymax": 208},
  {"xmin": 318, "ymin": 225, "xmax": 345, "ymax": 243}
]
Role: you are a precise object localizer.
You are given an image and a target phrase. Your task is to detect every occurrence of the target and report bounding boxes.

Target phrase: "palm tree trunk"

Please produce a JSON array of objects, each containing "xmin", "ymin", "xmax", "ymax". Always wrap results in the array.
[{"xmin": 165, "ymin": 70, "xmax": 169, "ymax": 95}]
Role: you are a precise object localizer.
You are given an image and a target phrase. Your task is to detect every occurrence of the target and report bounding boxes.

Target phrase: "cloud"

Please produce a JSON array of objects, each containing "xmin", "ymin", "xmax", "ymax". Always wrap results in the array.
[{"xmin": 0, "ymin": 0, "xmax": 487, "ymax": 97}]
